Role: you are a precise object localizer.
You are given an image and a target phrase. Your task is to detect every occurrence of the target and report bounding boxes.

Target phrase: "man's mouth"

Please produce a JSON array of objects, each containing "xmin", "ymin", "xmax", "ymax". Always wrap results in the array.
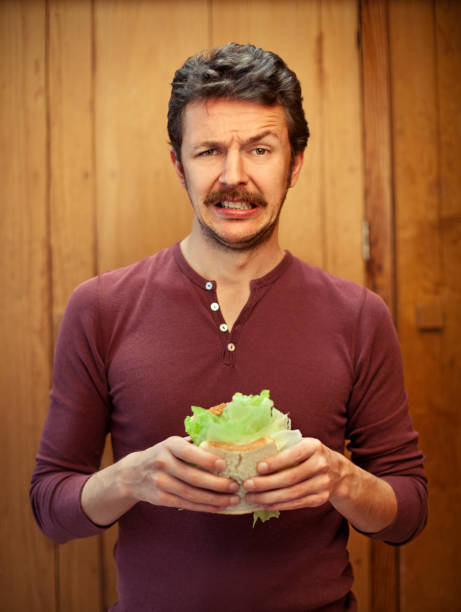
[{"xmin": 217, "ymin": 200, "xmax": 255, "ymax": 210}]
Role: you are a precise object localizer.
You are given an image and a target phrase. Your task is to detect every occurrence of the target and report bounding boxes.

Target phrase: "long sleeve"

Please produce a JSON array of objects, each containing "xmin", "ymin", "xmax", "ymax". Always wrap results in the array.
[
  {"xmin": 30, "ymin": 277, "xmax": 110, "ymax": 543},
  {"xmin": 346, "ymin": 290, "xmax": 427, "ymax": 544}
]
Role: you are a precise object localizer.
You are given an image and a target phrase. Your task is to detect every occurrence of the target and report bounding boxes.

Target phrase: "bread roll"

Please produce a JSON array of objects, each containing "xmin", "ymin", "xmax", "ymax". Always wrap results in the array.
[{"xmin": 200, "ymin": 436, "xmax": 277, "ymax": 514}]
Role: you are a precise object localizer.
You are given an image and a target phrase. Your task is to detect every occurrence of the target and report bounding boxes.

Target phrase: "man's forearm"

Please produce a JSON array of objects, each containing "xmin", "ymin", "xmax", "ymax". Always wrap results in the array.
[
  {"xmin": 329, "ymin": 454, "xmax": 398, "ymax": 534},
  {"xmin": 243, "ymin": 438, "xmax": 398, "ymax": 533},
  {"xmin": 81, "ymin": 459, "xmax": 137, "ymax": 526}
]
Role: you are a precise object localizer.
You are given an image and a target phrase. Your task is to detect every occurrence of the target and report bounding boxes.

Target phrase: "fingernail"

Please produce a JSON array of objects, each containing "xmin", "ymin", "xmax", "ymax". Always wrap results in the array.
[
  {"xmin": 229, "ymin": 481, "xmax": 239, "ymax": 492},
  {"xmin": 230, "ymin": 495, "xmax": 240, "ymax": 505},
  {"xmin": 215, "ymin": 459, "xmax": 225, "ymax": 472},
  {"xmin": 244, "ymin": 479, "xmax": 254, "ymax": 490},
  {"xmin": 258, "ymin": 461, "xmax": 269, "ymax": 473}
]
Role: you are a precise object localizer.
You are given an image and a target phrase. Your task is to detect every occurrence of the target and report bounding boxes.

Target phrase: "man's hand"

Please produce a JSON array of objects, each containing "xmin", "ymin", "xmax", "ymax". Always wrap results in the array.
[
  {"xmin": 243, "ymin": 437, "xmax": 398, "ymax": 533},
  {"xmin": 81, "ymin": 436, "xmax": 240, "ymax": 526}
]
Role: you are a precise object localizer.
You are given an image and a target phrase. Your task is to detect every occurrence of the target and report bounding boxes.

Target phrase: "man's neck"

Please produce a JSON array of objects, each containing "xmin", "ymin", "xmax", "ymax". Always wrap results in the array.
[{"xmin": 180, "ymin": 230, "xmax": 284, "ymax": 288}]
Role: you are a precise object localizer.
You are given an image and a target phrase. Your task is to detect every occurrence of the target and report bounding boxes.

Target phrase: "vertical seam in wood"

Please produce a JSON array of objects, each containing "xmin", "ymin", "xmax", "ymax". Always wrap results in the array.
[
  {"xmin": 45, "ymin": 2, "xmax": 59, "ymax": 608},
  {"xmin": 383, "ymin": 2, "xmax": 400, "ymax": 610},
  {"xmin": 98, "ymin": 532, "xmax": 105, "ymax": 612},
  {"xmin": 361, "ymin": 1, "xmax": 400, "ymax": 609},
  {"xmin": 44, "ymin": 0, "xmax": 54, "ymax": 376},
  {"xmin": 54, "ymin": 544, "xmax": 60, "ymax": 612},
  {"xmin": 432, "ymin": 0, "xmax": 443, "ymax": 293},
  {"xmin": 357, "ymin": 0, "xmax": 367, "ymax": 284},
  {"xmin": 356, "ymin": 6, "xmax": 371, "ymax": 605},
  {"xmin": 92, "ymin": 0, "xmax": 99, "ymax": 278},
  {"xmin": 385, "ymin": 0, "xmax": 397, "ymax": 325},
  {"xmin": 207, "ymin": 0, "xmax": 213, "ymax": 48},
  {"xmin": 318, "ymin": 0, "xmax": 327, "ymax": 271},
  {"xmin": 90, "ymin": 2, "xmax": 105, "ymax": 610},
  {"xmin": 386, "ymin": 0, "xmax": 398, "ymax": 325}
]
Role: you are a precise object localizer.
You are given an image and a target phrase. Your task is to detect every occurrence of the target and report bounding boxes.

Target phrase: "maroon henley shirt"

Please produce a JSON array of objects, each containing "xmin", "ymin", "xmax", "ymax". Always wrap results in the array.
[{"xmin": 31, "ymin": 243, "xmax": 427, "ymax": 611}]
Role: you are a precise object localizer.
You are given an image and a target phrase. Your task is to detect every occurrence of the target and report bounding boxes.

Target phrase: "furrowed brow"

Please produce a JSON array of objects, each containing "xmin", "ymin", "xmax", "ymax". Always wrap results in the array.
[
  {"xmin": 244, "ymin": 130, "xmax": 278, "ymax": 146},
  {"xmin": 192, "ymin": 140, "xmax": 221, "ymax": 152},
  {"xmin": 191, "ymin": 130, "xmax": 278, "ymax": 153}
]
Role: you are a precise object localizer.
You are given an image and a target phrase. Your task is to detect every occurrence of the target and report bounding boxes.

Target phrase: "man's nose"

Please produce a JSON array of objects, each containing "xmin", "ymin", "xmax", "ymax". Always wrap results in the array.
[{"xmin": 219, "ymin": 150, "xmax": 248, "ymax": 187}]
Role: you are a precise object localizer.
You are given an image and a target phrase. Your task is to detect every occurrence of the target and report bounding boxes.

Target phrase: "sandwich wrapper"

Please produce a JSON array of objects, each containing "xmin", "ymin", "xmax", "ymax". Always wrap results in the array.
[{"xmin": 184, "ymin": 390, "xmax": 302, "ymax": 524}]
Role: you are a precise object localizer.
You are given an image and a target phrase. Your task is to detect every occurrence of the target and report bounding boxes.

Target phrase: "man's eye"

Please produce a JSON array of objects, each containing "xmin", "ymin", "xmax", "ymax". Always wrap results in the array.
[
  {"xmin": 198, "ymin": 149, "xmax": 218, "ymax": 157},
  {"xmin": 253, "ymin": 147, "xmax": 268, "ymax": 156}
]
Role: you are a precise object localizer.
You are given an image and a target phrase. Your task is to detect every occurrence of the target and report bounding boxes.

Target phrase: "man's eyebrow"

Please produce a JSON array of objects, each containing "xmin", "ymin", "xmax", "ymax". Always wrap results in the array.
[
  {"xmin": 192, "ymin": 130, "xmax": 279, "ymax": 152},
  {"xmin": 244, "ymin": 130, "xmax": 279, "ymax": 146},
  {"xmin": 192, "ymin": 140, "xmax": 221, "ymax": 151}
]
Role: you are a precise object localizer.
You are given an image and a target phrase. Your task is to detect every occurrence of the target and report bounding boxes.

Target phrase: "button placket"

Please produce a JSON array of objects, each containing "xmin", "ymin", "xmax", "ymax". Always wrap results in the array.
[{"xmin": 202, "ymin": 279, "xmax": 236, "ymax": 364}]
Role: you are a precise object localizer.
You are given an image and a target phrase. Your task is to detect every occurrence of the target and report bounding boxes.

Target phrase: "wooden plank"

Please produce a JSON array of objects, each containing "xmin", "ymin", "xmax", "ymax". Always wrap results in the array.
[
  {"xmin": 211, "ymin": 0, "xmax": 326, "ymax": 269},
  {"xmin": 321, "ymin": 0, "xmax": 365, "ymax": 285},
  {"xmin": 389, "ymin": 4, "xmax": 439, "ymax": 611},
  {"xmin": 415, "ymin": 0, "xmax": 461, "ymax": 607},
  {"xmin": 95, "ymin": 0, "xmax": 208, "ymax": 273},
  {"xmin": 47, "ymin": 2, "xmax": 102, "ymax": 610},
  {"xmin": 389, "ymin": 0, "xmax": 461, "ymax": 609},
  {"xmin": 0, "ymin": 1, "xmax": 56, "ymax": 610},
  {"xmin": 48, "ymin": 0, "xmax": 97, "ymax": 321},
  {"xmin": 359, "ymin": 2, "xmax": 398, "ymax": 610},
  {"xmin": 360, "ymin": 0, "xmax": 395, "ymax": 315}
]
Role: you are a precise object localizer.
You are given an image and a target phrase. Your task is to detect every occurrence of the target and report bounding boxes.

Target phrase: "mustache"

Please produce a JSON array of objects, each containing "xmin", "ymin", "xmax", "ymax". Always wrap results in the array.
[{"xmin": 203, "ymin": 189, "xmax": 267, "ymax": 208}]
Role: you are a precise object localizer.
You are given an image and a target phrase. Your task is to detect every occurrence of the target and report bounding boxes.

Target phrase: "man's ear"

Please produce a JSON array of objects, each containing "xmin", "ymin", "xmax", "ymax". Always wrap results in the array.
[
  {"xmin": 288, "ymin": 151, "xmax": 304, "ymax": 188},
  {"xmin": 170, "ymin": 149, "xmax": 186, "ymax": 188}
]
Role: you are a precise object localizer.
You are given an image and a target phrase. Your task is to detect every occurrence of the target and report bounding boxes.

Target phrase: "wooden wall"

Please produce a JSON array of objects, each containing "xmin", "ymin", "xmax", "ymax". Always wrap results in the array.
[{"xmin": 0, "ymin": 0, "xmax": 459, "ymax": 610}]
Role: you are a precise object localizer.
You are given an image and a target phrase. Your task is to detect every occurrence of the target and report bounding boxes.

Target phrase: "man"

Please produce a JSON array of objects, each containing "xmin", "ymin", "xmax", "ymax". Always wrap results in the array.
[{"xmin": 31, "ymin": 43, "xmax": 427, "ymax": 611}]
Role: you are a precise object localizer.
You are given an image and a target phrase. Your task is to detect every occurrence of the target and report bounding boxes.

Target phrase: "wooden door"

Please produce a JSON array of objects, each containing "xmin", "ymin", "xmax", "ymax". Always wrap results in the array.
[
  {"xmin": 389, "ymin": 1, "xmax": 461, "ymax": 610},
  {"xmin": 362, "ymin": 1, "xmax": 461, "ymax": 610}
]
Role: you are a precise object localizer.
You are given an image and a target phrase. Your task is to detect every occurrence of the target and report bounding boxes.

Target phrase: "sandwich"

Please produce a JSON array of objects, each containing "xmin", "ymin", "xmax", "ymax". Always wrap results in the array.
[{"xmin": 184, "ymin": 390, "xmax": 301, "ymax": 524}]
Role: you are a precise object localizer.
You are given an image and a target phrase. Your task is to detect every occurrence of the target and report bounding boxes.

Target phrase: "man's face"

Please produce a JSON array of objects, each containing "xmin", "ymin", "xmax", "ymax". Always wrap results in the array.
[{"xmin": 172, "ymin": 98, "xmax": 303, "ymax": 251}]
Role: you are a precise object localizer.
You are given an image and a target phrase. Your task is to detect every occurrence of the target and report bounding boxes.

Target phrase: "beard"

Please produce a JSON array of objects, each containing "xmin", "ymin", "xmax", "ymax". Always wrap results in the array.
[
  {"xmin": 197, "ymin": 190, "xmax": 286, "ymax": 252},
  {"xmin": 186, "ymin": 163, "xmax": 293, "ymax": 253}
]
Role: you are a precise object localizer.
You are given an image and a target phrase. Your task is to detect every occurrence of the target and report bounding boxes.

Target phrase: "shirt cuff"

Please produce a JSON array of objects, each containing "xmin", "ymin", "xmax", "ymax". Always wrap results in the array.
[
  {"xmin": 56, "ymin": 473, "xmax": 111, "ymax": 540},
  {"xmin": 357, "ymin": 475, "xmax": 427, "ymax": 545}
]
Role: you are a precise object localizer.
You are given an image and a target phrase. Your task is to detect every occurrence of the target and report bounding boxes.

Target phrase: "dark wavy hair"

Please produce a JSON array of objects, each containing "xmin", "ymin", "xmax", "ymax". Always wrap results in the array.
[{"xmin": 168, "ymin": 42, "xmax": 310, "ymax": 162}]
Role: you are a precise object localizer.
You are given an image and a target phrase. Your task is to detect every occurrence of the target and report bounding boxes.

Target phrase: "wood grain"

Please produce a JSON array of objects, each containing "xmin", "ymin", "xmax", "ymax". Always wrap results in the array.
[
  {"xmin": 360, "ymin": 1, "xmax": 398, "ymax": 610},
  {"xmin": 47, "ymin": 2, "xmax": 103, "ymax": 610},
  {"xmin": 321, "ymin": 0, "xmax": 365, "ymax": 285},
  {"xmin": 95, "ymin": 0, "xmax": 208, "ymax": 273},
  {"xmin": 0, "ymin": 1, "xmax": 55, "ymax": 610},
  {"xmin": 389, "ymin": 0, "xmax": 461, "ymax": 608},
  {"xmin": 48, "ymin": 0, "xmax": 97, "ymax": 320},
  {"xmin": 360, "ymin": 0, "xmax": 395, "ymax": 315}
]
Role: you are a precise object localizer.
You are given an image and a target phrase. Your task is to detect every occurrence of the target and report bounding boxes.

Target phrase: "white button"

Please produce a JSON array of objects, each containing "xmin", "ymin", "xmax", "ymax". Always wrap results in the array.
[
  {"xmin": 210, "ymin": 302, "xmax": 219, "ymax": 311},
  {"xmin": 219, "ymin": 323, "xmax": 228, "ymax": 332},
  {"xmin": 227, "ymin": 342, "xmax": 236, "ymax": 352},
  {"xmin": 205, "ymin": 281, "xmax": 213, "ymax": 290}
]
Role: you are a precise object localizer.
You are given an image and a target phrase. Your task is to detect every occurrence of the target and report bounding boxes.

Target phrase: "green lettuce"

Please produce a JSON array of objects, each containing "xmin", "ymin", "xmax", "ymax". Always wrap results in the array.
[
  {"xmin": 252, "ymin": 510, "xmax": 280, "ymax": 526},
  {"xmin": 185, "ymin": 390, "xmax": 295, "ymax": 447}
]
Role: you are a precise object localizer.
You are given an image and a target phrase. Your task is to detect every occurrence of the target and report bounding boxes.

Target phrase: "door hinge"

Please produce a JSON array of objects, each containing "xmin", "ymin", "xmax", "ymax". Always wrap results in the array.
[{"xmin": 362, "ymin": 219, "xmax": 370, "ymax": 262}]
